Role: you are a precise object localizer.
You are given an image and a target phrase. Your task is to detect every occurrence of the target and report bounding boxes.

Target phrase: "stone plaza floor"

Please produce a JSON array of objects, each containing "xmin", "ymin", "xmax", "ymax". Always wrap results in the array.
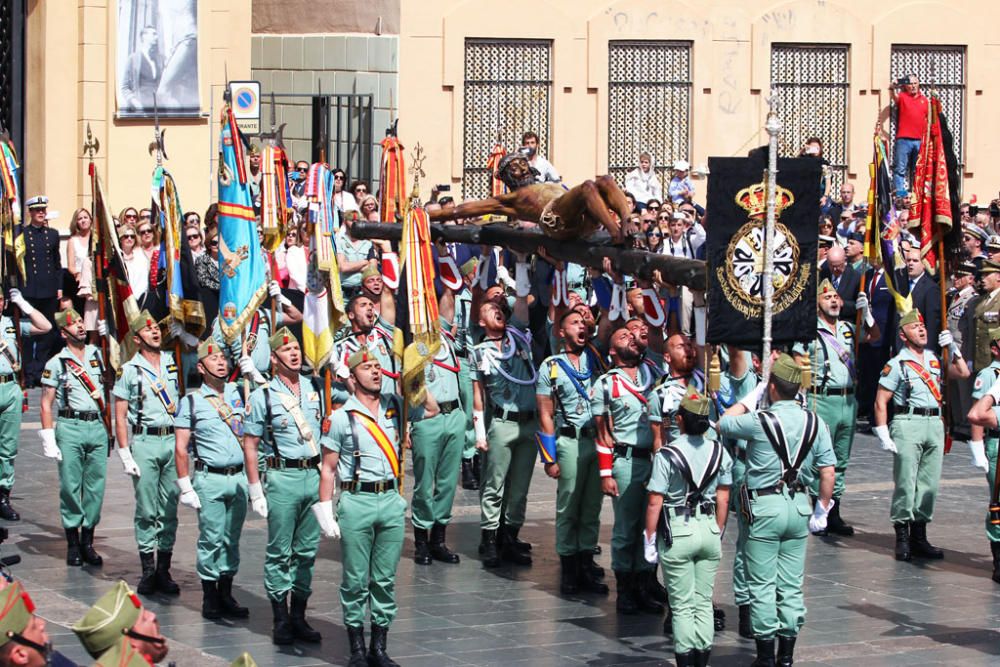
[{"xmin": 6, "ymin": 389, "xmax": 1000, "ymax": 666}]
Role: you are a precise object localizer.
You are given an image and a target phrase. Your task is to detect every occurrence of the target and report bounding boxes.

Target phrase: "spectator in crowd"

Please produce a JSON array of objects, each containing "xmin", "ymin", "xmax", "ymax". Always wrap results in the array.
[
  {"xmin": 248, "ymin": 143, "xmax": 262, "ymax": 208},
  {"xmin": 646, "ymin": 199, "xmax": 662, "ymax": 217},
  {"xmin": 835, "ymin": 208, "xmax": 856, "ymax": 245},
  {"xmin": 275, "ymin": 227, "xmax": 307, "ymax": 293},
  {"xmin": 845, "ymin": 231, "xmax": 868, "ymax": 274},
  {"xmin": 645, "ymin": 225, "xmax": 665, "ymax": 254},
  {"xmin": 896, "ymin": 245, "xmax": 941, "ymax": 352},
  {"xmin": 136, "ymin": 216, "xmax": 158, "ymax": 262},
  {"xmin": 332, "ymin": 168, "xmax": 359, "ymax": 217},
  {"xmin": 521, "ymin": 130, "xmax": 560, "ymax": 183},
  {"xmin": 668, "ymin": 160, "xmax": 695, "ymax": 206},
  {"xmin": 625, "ymin": 152, "xmax": 662, "ymax": 210},
  {"xmin": 289, "ymin": 161, "xmax": 309, "ymax": 210},
  {"xmin": 359, "ymin": 194, "xmax": 380, "ymax": 222},
  {"xmin": 66, "ymin": 207, "xmax": 99, "ymax": 342},
  {"xmin": 21, "ymin": 195, "xmax": 63, "ymax": 387},
  {"xmin": 183, "ymin": 211, "xmax": 201, "ymax": 230},
  {"xmin": 890, "ymin": 75, "xmax": 929, "ymax": 197},
  {"xmin": 350, "ymin": 180, "xmax": 370, "ymax": 203},
  {"xmin": 119, "ymin": 223, "xmax": 149, "ymax": 305},
  {"xmin": 203, "ymin": 203, "xmax": 219, "ymax": 237},
  {"xmin": 185, "ymin": 224, "xmax": 205, "ymax": 262},
  {"xmin": 819, "ymin": 214, "xmax": 835, "ymax": 240},
  {"xmin": 964, "ymin": 224, "xmax": 989, "ymax": 269},
  {"xmin": 624, "ymin": 192, "xmax": 637, "ymax": 215},
  {"xmin": 801, "ymin": 137, "xmax": 832, "ymax": 208},
  {"xmin": 828, "ymin": 182, "xmax": 857, "ymax": 225},
  {"xmin": 819, "ymin": 244, "xmax": 861, "ymax": 321},
  {"xmin": 195, "ymin": 229, "xmax": 220, "ymax": 333},
  {"xmin": 118, "ymin": 207, "xmax": 139, "ymax": 230}
]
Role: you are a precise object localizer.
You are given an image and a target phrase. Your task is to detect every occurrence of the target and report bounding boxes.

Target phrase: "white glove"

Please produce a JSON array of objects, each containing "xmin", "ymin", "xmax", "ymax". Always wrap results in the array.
[
  {"xmin": 496, "ymin": 265, "xmax": 516, "ymax": 290},
  {"xmin": 809, "ymin": 497, "xmax": 834, "ymax": 533},
  {"xmin": 116, "ymin": 447, "xmax": 142, "ymax": 477},
  {"xmin": 311, "ymin": 500, "xmax": 341, "ymax": 539},
  {"xmin": 855, "ymin": 292, "xmax": 869, "ymax": 315},
  {"xmin": 514, "ymin": 261, "xmax": 531, "ymax": 298},
  {"xmin": 739, "ymin": 381, "xmax": 767, "ymax": 412},
  {"xmin": 938, "ymin": 330, "xmax": 961, "ymax": 359},
  {"xmin": 176, "ymin": 476, "xmax": 202, "ymax": 510},
  {"xmin": 38, "ymin": 428, "xmax": 61, "ymax": 461},
  {"xmin": 8, "ymin": 289, "xmax": 32, "ymax": 315},
  {"xmin": 239, "ymin": 355, "xmax": 265, "ymax": 384},
  {"xmin": 873, "ymin": 424, "xmax": 897, "ymax": 454},
  {"xmin": 968, "ymin": 440, "xmax": 990, "ymax": 471},
  {"xmin": 249, "ymin": 481, "xmax": 268, "ymax": 518},
  {"xmin": 643, "ymin": 529, "xmax": 658, "ymax": 564},
  {"xmin": 96, "ymin": 320, "xmax": 108, "ymax": 336},
  {"xmin": 268, "ymin": 280, "xmax": 292, "ymax": 307},
  {"xmin": 169, "ymin": 321, "xmax": 199, "ymax": 347}
]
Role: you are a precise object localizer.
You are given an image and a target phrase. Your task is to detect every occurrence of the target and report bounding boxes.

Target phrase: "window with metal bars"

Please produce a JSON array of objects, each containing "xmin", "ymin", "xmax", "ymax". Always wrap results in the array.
[{"xmin": 462, "ymin": 39, "xmax": 552, "ymax": 202}]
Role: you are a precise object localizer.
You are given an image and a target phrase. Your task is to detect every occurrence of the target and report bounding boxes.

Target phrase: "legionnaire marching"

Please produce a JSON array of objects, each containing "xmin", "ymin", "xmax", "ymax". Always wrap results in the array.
[
  {"xmin": 965, "ymin": 327, "xmax": 1000, "ymax": 583},
  {"xmin": 972, "ymin": 260, "xmax": 1000, "ymax": 373},
  {"xmin": 330, "ymin": 292, "xmax": 399, "ymax": 407}
]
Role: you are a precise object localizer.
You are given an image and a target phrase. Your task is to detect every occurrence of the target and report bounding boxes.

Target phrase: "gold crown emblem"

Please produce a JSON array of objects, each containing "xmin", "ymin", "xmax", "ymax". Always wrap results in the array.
[{"xmin": 736, "ymin": 181, "xmax": 794, "ymax": 219}]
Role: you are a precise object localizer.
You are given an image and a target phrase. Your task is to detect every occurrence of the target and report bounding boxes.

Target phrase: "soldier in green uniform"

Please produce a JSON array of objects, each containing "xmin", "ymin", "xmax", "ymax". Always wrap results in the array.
[
  {"xmin": 593, "ymin": 324, "xmax": 664, "ymax": 615},
  {"xmin": 796, "ymin": 279, "xmax": 880, "ymax": 536},
  {"xmin": 536, "ymin": 308, "xmax": 608, "ymax": 595},
  {"xmin": 315, "ymin": 347, "xmax": 408, "ymax": 667},
  {"xmin": 174, "ymin": 339, "xmax": 251, "ymax": 620},
  {"xmin": 471, "ymin": 257, "xmax": 537, "ymax": 567},
  {"xmin": 719, "ymin": 353, "xmax": 837, "ymax": 667},
  {"xmin": 73, "ymin": 580, "xmax": 169, "ymax": 666},
  {"xmin": 972, "ymin": 260, "xmax": 1000, "ymax": 373},
  {"xmin": 38, "ymin": 308, "xmax": 108, "ymax": 567},
  {"xmin": 112, "ymin": 310, "xmax": 182, "ymax": 596},
  {"xmin": 874, "ymin": 309, "xmax": 969, "ymax": 561},
  {"xmin": 446, "ymin": 258, "xmax": 480, "ymax": 490},
  {"xmin": 0, "ymin": 581, "xmax": 68, "ymax": 667},
  {"xmin": 644, "ymin": 388, "xmax": 732, "ymax": 667},
  {"xmin": 330, "ymin": 292, "xmax": 399, "ymax": 407},
  {"xmin": 243, "ymin": 327, "xmax": 323, "ymax": 645},
  {"xmin": 0, "ymin": 288, "xmax": 52, "ymax": 522}
]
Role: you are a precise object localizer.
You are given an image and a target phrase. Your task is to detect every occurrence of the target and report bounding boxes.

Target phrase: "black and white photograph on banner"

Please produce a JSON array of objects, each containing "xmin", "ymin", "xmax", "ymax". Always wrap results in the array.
[{"xmin": 116, "ymin": 0, "xmax": 199, "ymax": 117}]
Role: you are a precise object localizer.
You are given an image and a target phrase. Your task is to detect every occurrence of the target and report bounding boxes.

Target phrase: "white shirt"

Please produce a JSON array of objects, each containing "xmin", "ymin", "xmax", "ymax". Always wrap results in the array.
[
  {"xmin": 625, "ymin": 168, "xmax": 662, "ymax": 205},
  {"xmin": 123, "ymin": 251, "xmax": 149, "ymax": 300},
  {"xmin": 530, "ymin": 156, "xmax": 561, "ymax": 183},
  {"xmin": 335, "ymin": 191, "xmax": 359, "ymax": 214}
]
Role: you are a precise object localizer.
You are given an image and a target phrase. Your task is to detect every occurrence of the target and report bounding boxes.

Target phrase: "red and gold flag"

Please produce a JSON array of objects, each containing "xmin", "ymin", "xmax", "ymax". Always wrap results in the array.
[
  {"xmin": 910, "ymin": 96, "xmax": 953, "ymax": 272},
  {"xmin": 379, "ymin": 135, "xmax": 406, "ymax": 222}
]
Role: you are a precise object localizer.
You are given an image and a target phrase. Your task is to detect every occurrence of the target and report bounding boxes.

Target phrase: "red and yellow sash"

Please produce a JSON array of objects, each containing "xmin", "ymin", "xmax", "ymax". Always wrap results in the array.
[
  {"xmin": 903, "ymin": 359, "xmax": 943, "ymax": 404},
  {"xmin": 350, "ymin": 410, "xmax": 400, "ymax": 478}
]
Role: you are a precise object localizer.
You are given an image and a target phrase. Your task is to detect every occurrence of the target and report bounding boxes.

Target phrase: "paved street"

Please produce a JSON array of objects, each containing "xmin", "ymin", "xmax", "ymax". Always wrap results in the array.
[{"xmin": 6, "ymin": 389, "xmax": 1000, "ymax": 666}]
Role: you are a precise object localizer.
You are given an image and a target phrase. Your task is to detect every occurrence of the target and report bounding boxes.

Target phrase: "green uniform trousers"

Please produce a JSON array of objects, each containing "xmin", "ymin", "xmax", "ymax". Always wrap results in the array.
[
  {"xmin": 610, "ymin": 453, "xmax": 654, "ymax": 573},
  {"xmin": 554, "ymin": 432, "xmax": 603, "ymax": 556},
  {"xmin": 810, "ymin": 394, "xmax": 856, "ymax": 499},
  {"xmin": 130, "ymin": 433, "xmax": 178, "ymax": 552},
  {"xmin": 890, "ymin": 414, "xmax": 943, "ymax": 524},
  {"xmin": 985, "ymin": 437, "xmax": 1000, "ymax": 542},
  {"xmin": 193, "ymin": 470, "xmax": 248, "ymax": 581},
  {"xmin": 338, "ymin": 489, "xmax": 406, "ymax": 627},
  {"xmin": 480, "ymin": 417, "xmax": 537, "ymax": 530},
  {"xmin": 410, "ymin": 410, "xmax": 464, "ymax": 529},
  {"xmin": 55, "ymin": 418, "xmax": 107, "ymax": 529},
  {"xmin": 729, "ymin": 457, "xmax": 750, "ymax": 606},
  {"xmin": 659, "ymin": 511, "xmax": 722, "ymax": 653},
  {"xmin": 745, "ymin": 489, "xmax": 811, "ymax": 639},
  {"xmin": 0, "ymin": 382, "xmax": 20, "ymax": 490},
  {"xmin": 458, "ymin": 364, "xmax": 476, "ymax": 461},
  {"xmin": 264, "ymin": 467, "xmax": 320, "ymax": 601}
]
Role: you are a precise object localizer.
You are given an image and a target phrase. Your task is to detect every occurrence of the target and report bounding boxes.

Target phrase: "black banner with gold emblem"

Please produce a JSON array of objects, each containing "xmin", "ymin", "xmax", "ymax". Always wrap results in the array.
[{"xmin": 706, "ymin": 155, "xmax": 820, "ymax": 347}]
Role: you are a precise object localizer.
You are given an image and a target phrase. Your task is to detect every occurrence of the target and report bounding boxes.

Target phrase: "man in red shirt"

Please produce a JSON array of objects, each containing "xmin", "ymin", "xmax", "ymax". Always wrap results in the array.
[{"xmin": 890, "ymin": 75, "xmax": 929, "ymax": 198}]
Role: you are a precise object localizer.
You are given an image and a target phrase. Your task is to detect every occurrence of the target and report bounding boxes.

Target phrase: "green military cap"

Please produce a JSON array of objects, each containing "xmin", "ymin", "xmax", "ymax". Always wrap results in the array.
[
  {"xmin": 129, "ymin": 310, "xmax": 157, "ymax": 334},
  {"xmin": 679, "ymin": 386, "xmax": 711, "ymax": 416},
  {"xmin": 771, "ymin": 353, "xmax": 802, "ymax": 385},
  {"xmin": 360, "ymin": 263, "xmax": 381, "ymax": 281},
  {"xmin": 269, "ymin": 326, "xmax": 298, "ymax": 351},
  {"xmin": 197, "ymin": 339, "xmax": 224, "ymax": 360},
  {"xmin": 92, "ymin": 636, "xmax": 150, "ymax": 667},
  {"xmin": 230, "ymin": 652, "xmax": 259, "ymax": 667},
  {"xmin": 817, "ymin": 278, "xmax": 835, "ymax": 296},
  {"xmin": 899, "ymin": 308, "xmax": 924, "ymax": 328},
  {"xmin": 347, "ymin": 346, "xmax": 378, "ymax": 371},
  {"xmin": 73, "ymin": 580, "xmax": 143, "ymax": 659},
  {"xmin": 55, "ymin": 308, "xmax": 83, "ymax": 329},
  {"xmin": 460, "ymin": 256, "xmax": 478, "ymax": 277},
  {"xmin": 0, "ymin": 581, "xmax": 35, "ymax": 648},
  {"xmin": 980, "ymin": 259, "xmax": 1000, "ymax": 275}
]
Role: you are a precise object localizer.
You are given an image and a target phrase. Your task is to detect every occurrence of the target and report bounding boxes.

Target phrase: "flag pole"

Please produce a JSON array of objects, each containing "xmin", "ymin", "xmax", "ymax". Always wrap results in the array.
[{"xmin": 761, "ymin": 93, "xmax": 782, "ymax": 383}]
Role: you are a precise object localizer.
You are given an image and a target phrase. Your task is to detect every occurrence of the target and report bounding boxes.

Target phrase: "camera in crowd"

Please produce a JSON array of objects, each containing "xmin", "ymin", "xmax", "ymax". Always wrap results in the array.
[{"xmin": 895, "ymin": 75, "xmax": 914, "ymax": 87}]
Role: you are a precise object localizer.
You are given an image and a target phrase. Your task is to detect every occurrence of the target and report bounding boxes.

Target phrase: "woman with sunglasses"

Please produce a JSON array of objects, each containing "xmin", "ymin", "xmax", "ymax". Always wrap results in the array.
[
  {"xmin": 332, "ymin": 168, "xmax": 360, "ymax": 217},
  {"xmin": 350, "ymin": 180, "xmax": 370, "ymax": 203},
  {"xmin": 117, "ymin": 207, "xmax": 139, "ymax": 229},
  {"xmin": 195, "ymin": 230, "xmax": 221, "ymax": 328},
  {"xmin": 66, "ymin": 209, "xmax": 100, "ymax": 342},
  {"xmin": 136, "ymin": 220, "xmax": 158, "ymax": 260},
  {"xmin": 185, "ymin": 226, "xmax": 205, "ymax": 261},
  {"xmin": 646, "ymin": 225, "xmax": 666, "ymax": 254},
  {"xmin": 119, "ymin": 224, "xmax": 149, "ymax": 304}
]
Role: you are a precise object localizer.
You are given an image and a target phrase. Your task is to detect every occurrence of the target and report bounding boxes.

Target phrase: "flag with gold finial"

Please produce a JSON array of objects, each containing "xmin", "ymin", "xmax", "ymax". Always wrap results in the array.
[
  {"xmin": 379, "ymin": 134, "xmax": 406, "ymax": 223},
  {"xmin": 152, "ymin": 166, "xmax": 205, "ymax": 335}
]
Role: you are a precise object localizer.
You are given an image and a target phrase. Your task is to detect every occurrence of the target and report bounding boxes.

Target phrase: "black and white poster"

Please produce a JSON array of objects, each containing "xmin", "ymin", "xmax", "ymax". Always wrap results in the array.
[{"xmin": 116, "ymin": 0, "xmax": 199, "ymax": 117}]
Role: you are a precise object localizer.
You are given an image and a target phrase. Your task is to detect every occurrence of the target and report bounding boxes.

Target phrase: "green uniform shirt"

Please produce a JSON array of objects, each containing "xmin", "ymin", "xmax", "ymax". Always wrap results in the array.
[
  {"xmin": 41, "ymin": 345, "xmax": 106, "ymax": 412},
  {"xmin": 0, "ymin": 316, "xmax": 31, "ymax": 374},
  {"xmin": 590, "ymin": 366, "xmax": 657, "ymax": 449},
  {"xmin": 649, "ymin": 369, "xmax": 707, "ymax": 443},
  {"xmin": 878, "ymin": 347, "xmax": 943, "ymax": 409},
  {"xmin": 112, "ymin": 351, "xmax": 180, "ymax": 427},
  {"xmin": 174, "ymin": 383, "xmax": 246, "ymax": 468},
  {"xmin": 973, "ymin": 360, "xmax": 1000, "ymax": 401},
  {"xmin": 322, "ymin": 394, "xmax": 402, "ymax": 482},
  {"xmin": 794, "ymin": 318, "xmax": 855, "ymax": 389},
  {"xmin": 408, "ymin": 333, "xmax": 462, "ymax": 421},
  {"xmin": 536, "ymin": 350, "xmax": 598, "ymax": 429},
  {"xmin": 470, "ymin": 320, "xmax": 536, "ymax": 413},
  {"xmin": 647, "ymin": 433, "xmax": 734, "ymax": 504},
  {"xmin": 718, "ymin": 400, "xmax": 836, "ymax": 489},
  {"xmin": 336, "ymin": 231, "xmax": 373, "ymax": 291},
  {"xmin": 452, "ymin": 288, "xmax": 474, "ymax": 358},
  {"xmin": 245, "ymin": 377, "xmax": 324, "ymax": 460},
  {"xmin": 210, "ymin": 308, "xmax": 283, "ymax": 375}
]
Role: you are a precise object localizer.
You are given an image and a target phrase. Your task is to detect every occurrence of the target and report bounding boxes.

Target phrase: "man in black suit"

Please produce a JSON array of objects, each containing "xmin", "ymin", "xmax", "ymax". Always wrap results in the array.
[
  {"xmin": 895, "ymin": 246, "xmax": 941, "ymax": 353},
  {"xmin": 857, "ymin": 262, "xmax": 897, "ymax": 424},
  {"xmin": 819, "ymin": 244, "xmax": 861, "ymax": 321},
  {"xmin": 20, "ymin": 196, "xmax": 63, "ymax": 387}
]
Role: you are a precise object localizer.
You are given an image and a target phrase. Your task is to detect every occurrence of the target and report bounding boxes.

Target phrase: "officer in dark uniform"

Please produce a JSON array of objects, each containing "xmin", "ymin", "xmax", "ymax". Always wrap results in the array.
[{"xmin": 21, "ymin": 195, "xmax": 63, "ymax": 387}]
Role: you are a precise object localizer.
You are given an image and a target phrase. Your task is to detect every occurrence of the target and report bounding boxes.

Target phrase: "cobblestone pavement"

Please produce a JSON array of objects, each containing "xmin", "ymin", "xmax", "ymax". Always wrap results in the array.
[{"xmin": 6, "ymin": 390, "xmax": 1000, "ymax": 666}]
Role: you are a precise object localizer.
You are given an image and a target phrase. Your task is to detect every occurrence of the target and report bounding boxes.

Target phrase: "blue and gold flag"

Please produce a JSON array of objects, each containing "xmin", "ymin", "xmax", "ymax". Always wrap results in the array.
[{"xmin": 153, "ymin": 166, "xmax": 205, "ymax": 334}]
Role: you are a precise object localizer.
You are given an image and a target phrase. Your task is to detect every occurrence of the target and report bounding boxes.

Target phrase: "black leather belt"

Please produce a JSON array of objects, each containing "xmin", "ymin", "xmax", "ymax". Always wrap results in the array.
[
  {"xmin": 751, "ymin": 482, "xmax": 805, "ymax": 498},
  {"xmin": 492, "ymin": 406, "xmax": 535, "ymax": 423},
  {"xmin": 266, "ymin": 455, "xmax": 320, "ymax": 470},
  {"xmin": 904, "ymin": 407, "xmax": 941, "ymax": 416},
  {"xmin": 667, "ymin": 502, "xmax": 716, "ymax": 518},
  {"xmin": 614, "ymin": 444, "xmax": 652, "ymax": 460},
  {"xmin": 132, "ymin": 425, "xmax": 174, "ymax": 436},
  {"xmin": 341, "ymin": 478, "xmax": 398, "ymax": 493},
  {"xmin": 436, "ymin": 400, "xmax": 460, "ymax": 416},
  {"xmin": 560, "ymin": 425, "xmax": 597, "ymax": 439},
  {"xmin": 810, "ymin": 387, "xmax": 854, "ymax": 396},
  {"xmin": 987, "ymin": 429, "xmax": 1000, "ymax": 440},
  {"xmin": 59, "ymin": 409, "xmax": 102, "ymax": 422},
  {"xmin": 0, "ymin": 374, "xmax": 15, "ymax": 384},
  {"xmin": 195, "ymin": 461, "xmax": 244, "ymax": 475},
  {"xmin": 735, "ymin": 449, "xmax": 747, "ymax": 463}
]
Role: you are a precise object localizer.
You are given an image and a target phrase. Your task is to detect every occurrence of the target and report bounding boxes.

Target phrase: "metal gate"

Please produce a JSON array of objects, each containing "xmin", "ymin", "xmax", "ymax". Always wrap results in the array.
[
  {"xmin": 608, "ymin": 41, "xmax": 692, "ymax": 194},
  {"xmin": 462, "ymin": 39, "xmax": 551, "ymax": 201},
  {"xmin": 771, "ymin": 44, "xmax": 850, "ymax": 195},
  {"xmin": 890, "ymin": 45, "xmax": 965, "ymax": 170},
  {"xmin": 0, "ymin": 0, "xmax": 24, "ymax": 157}
]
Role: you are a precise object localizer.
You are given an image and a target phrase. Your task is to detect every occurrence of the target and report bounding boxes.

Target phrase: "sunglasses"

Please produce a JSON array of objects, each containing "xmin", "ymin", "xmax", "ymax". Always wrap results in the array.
[
  {"xmin": 648, "ymin": 205, "xmax": 660, "ymax": 210},
  {"xmin": 125, "ymin": 213, "xmax": 138, "ymax": 219},
  {"xmin": 356, "ymin": 187, "xmax": 367, "ymax": 193},
  {"xmin": 647, "ymin": 232, "xmax": 662, "ymax": 237},
  {"xmin": 186, "ymin": 234, "xmax": 201, "ymax": 240},
  {"xmin": 208, "ymin": 240, "xmax": 219, "ymax": 248},
  {"xmin": 139, "ymin": 228, "xmax": 153, "ymax": 235},
  {"xmin": 120, "ymin": 234, "xmax": 136, "ymax": 240},
  {"xmin": 334, "ymin": 175, "xmax": 344, "ymax": 180},
  {"xmin": 297, "ymin": 167, "xmax": 308, "ymax": 173},
  {"xmin": 139, "ymin": 214, "xmax": 151, "ymax": 220}
]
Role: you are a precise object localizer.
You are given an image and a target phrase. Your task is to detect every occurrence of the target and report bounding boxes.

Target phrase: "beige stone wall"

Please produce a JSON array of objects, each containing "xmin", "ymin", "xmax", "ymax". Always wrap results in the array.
[
  {"xmin": 24, "ymin": 0, "xmax": 252, "ymax": 230},
  {"xmin": 400, "ymin": 0, "xmax": 1000, "ymax": 205}
]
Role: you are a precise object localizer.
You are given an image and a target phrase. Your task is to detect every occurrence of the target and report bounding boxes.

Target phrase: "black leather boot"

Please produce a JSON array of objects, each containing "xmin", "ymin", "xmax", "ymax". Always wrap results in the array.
[
  {"xmin": 713, "ymin": 604, "xmax": 726, "ymax": 631},
  {"xmin": 472, "ymin": 453, "xmax": 482, "ymax": 486},
  {"xmin": 576, "ymin": 552, "xmax": 609, "ymax": 594},
  {"xmin": 739, "ymin": 603, "xmax": 753, "ymax": 638},
  {"xmin": 991, "ymin": 541, "xmax": 1000, "ymax": 584},
  {"xmin": 289, "ymin": 595, "xmax": 322, "ymax": 642},
  {"xmin": 693, "ymin": 648, "xmax": 711, "ymax": 667},
  {"xmin": 429, "ymin": 523, "xmax": 460, "ymax": 563},
  {"xmin": 646, "ymin": 569, "xmax": 669, "ymax": 604},
  {"xmin": 137, "ymin": 552, "xmax": 157, "ymax": 595},
  {"xmin": 499, "ymin": 525, "xmax": 532, "ymax": 565},
  {"xmin": 0, "ymin": 488, "xmax": 19, "ymax": 521},
  {"xmin": 674, "ymin": 651, "xmax": 693, "ymax": 666},
  {"xmin": 480, "ymin": 529, "xmax": 500, "ymax": 568},
  {"xmin": 346, "ymin": 625, "xmax": 367, "ymax": 667},
  {"xmin": 201, "ymin": 580, "xmax": 222, "ymax": 620},
  {"xmin": 910, "ymin": 521, "xmax": 944, "ymax": 559},
  {"xmin": 893, "ymin": 522, "xmax": 911, "ymax": 562},
  {"xmin": 777, "ymin": 634, "xmax": 796, "ymax": 666},
  {"xmin": 498, "ymin": 521, "xmax": 531, "ymax": 552},
  {"xmin": 751, "ymin": 637, "xmax": 776, "ymax": 666},
  {"xmin": 368, "ymin": 624, "xmax": 400, "ymax": 667},
  {"xmin": 413, "ymin": 527, "xmax": 432, "ymax": 565},
  {"xmin": 155, "ymin": 550, "xmax": 180, "ymax": 594},
  {"xmin": 634, "ymin": 570, "xmax": 665, "ymax": 615},
  {"xmin": 270, "ymin": 595, "xmax": 294, "ymax": 645},
  {"xmin": 461, "ymin": 458, "xmax": 479, "ymax": 490},
  {"xmin": 65, "ymin": 528, "xmax": 82, "ymax": 566},
  {"xmin": 218, "ymin": 575, "xmax": 249, "ymax": 618},
  {"xmin": 826, "ymin": 498, "xmax": 854, "ymax": 536},
  {"xmin": 559, "ymin": 555, "xmax": 579, "ymax": 595},
  {"xmin": 579, "ymin": 550, "xmax": 605, "ymax": 579},
  {"xmin": 615, "ymin": 571, "xmax": 639, "ymax": 615},
  {"xmin": 79, "ymin": 527, "xmax": 102, "ymax": 566}
]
